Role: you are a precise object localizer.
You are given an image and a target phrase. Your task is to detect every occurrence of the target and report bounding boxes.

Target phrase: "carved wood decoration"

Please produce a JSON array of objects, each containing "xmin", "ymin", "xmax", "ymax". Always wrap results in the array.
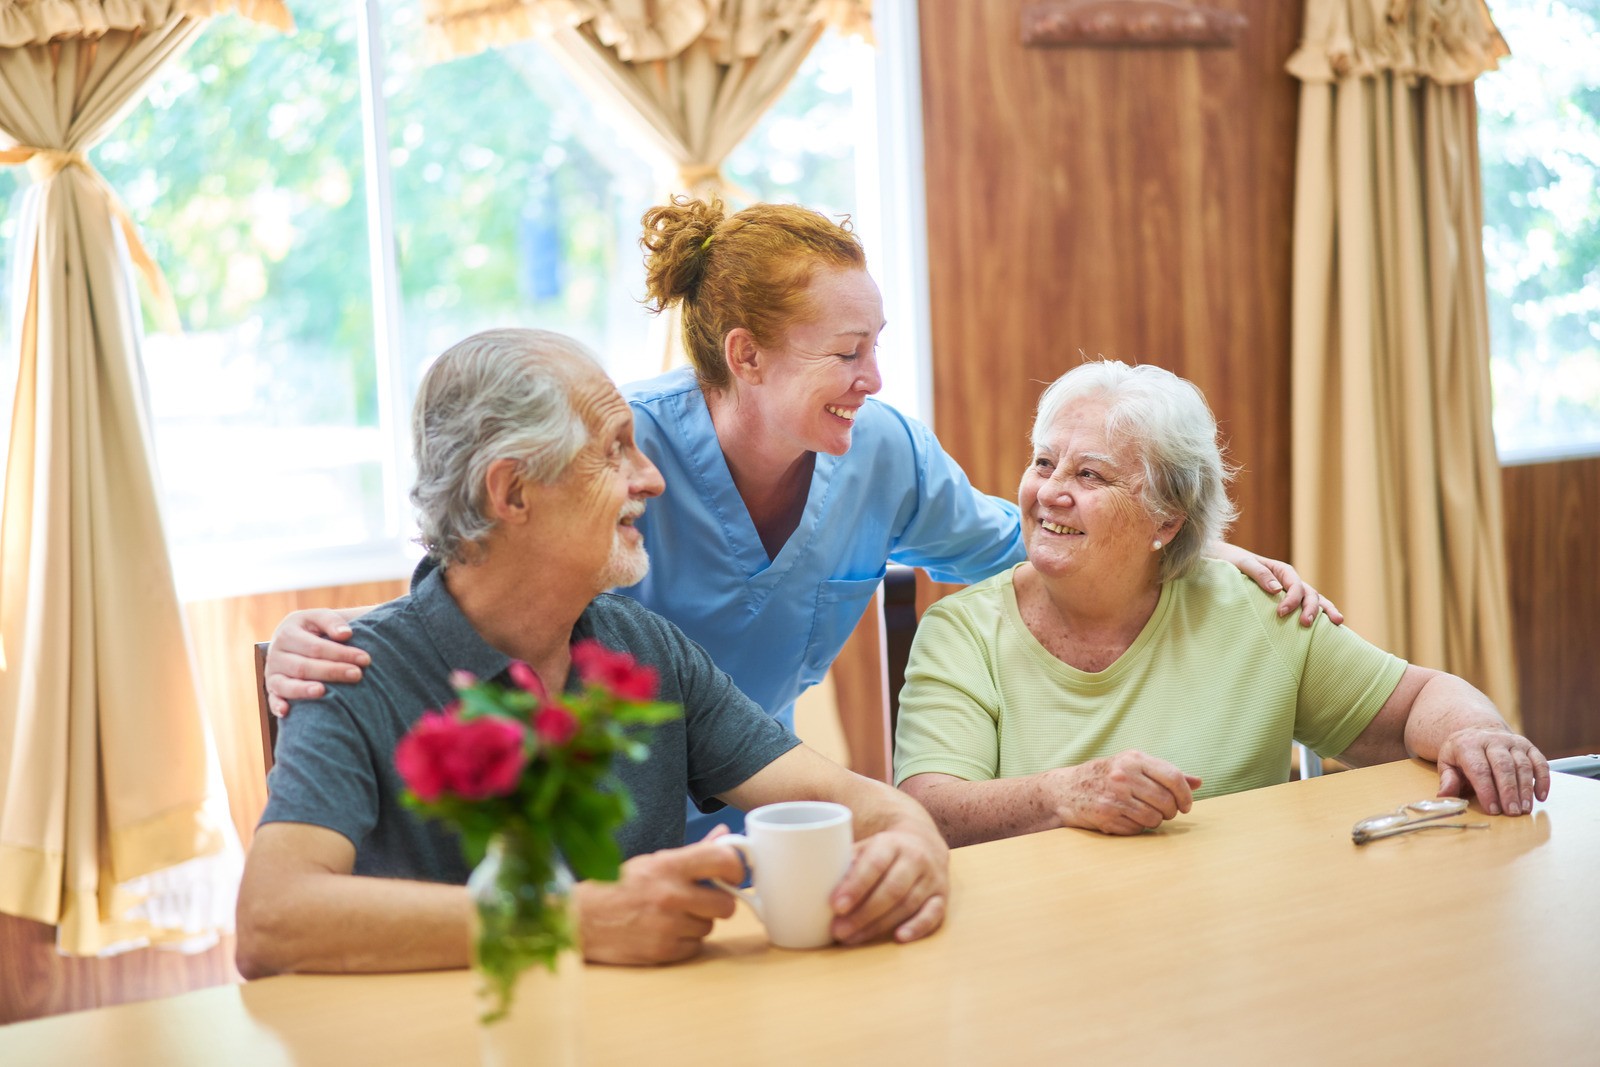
[{"xmin": 1022, "ymin": 1, "xmax": 1248, "ymax": 47}]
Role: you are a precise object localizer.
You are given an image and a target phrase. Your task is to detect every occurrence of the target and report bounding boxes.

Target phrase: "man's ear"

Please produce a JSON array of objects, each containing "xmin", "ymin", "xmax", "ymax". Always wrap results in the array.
[
  {"xmin": 724, "ymin": 328, "xmax": 763, "ymax": 385},
  {"xmin": 483, "ymin": 457, "xmax": 530, "ymax": 524}
]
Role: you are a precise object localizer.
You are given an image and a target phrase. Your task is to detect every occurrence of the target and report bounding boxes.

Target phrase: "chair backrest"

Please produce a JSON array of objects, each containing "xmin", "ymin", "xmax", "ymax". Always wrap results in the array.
[
  {"xmin": 881, "ymin": 565, "xmax": 919, "ymax": 744},
  {"xmin": 254, "ymin": 641, "xmax": 277, "ymax": 775}
]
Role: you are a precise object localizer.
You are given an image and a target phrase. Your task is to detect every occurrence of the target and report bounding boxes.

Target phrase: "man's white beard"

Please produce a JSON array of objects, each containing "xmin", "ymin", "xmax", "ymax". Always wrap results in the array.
[{"xmin": 599, "ymin": 532, "xmax": 650, "ymax": 591}]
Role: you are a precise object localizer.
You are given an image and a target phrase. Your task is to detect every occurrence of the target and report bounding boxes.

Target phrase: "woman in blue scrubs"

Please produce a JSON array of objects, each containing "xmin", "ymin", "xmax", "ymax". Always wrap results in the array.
[
  {"xmin": 264, "ymin": 198, "xmax": 1335, "ymax": 838},
  {"xmin": 625, "ymin": 197, "xmax": 1330, "ymax": 837}
]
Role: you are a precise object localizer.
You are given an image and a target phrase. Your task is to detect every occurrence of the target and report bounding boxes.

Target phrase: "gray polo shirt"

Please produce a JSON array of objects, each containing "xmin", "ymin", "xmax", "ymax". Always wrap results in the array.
[{"xmin": 259, "ymin": 566, "xmax": 801, "ymax": 883}]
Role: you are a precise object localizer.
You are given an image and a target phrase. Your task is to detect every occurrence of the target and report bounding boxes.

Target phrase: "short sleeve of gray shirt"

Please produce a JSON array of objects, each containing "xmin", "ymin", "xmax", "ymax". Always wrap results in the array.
[{"xmin": 259, "ymin": 570, "xmax": 800, "ymax": 884}]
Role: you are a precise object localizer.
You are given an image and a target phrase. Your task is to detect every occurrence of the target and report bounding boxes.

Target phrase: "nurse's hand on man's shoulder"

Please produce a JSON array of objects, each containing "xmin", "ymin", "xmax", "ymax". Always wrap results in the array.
[{"xmin": 264, "ymin": 608, "xmax": 371, "ymax": 717}]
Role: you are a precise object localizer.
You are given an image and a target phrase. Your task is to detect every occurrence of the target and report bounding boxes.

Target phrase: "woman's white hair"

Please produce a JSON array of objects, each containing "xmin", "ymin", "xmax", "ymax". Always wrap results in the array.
[
  {"xmin": 1031, "ymin": 359, "xmax": 1238, "ymax": 583},
  {"xmin": 410, "ymin": 328, "xmax": 598, "ymax": 566}
]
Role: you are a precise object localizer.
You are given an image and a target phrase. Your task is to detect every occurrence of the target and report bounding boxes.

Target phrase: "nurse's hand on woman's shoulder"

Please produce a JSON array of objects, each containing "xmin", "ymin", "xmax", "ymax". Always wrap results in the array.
[{"xmin": 1208, "ymin": 541, "xmax": 1344, "ymax": 627}]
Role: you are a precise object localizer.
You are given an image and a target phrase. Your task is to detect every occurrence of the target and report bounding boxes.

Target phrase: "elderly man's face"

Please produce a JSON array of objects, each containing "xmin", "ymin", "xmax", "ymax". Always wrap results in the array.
[{"xmin": 545, "ymin": 364, "xmax": 664, "ymax": 592}]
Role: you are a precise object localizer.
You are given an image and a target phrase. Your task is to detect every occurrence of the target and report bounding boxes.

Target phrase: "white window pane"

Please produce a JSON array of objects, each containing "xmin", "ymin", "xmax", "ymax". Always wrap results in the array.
[
  {"xmin": 378, "ymin": 0, "xmax": 659, "ymax": 397},
  {"xmin": 1478, "ymin": 0, "xmax": 1600, "ymax": 462},
  {"xmin": 40, "ymin": 6, "xmax": 893, "ymax": 595},
  {"xmin": 0, "ymin": 169, "xmax": 21, "ymax": 479},
  {"xmin": 725, "ymin": 30, "xmax": 869, "ymax": 218},
  {"xmin": 94, "ymin": 6, "xmax": 390, "ymax": 579}
]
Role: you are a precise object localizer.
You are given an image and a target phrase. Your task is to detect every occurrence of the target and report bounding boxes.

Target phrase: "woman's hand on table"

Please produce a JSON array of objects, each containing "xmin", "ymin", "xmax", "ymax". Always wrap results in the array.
[
  {"xmin": 1049, "ymin": 751, "xmax": 1203, "ymax": 835},
  {"xmin": 1436, "ymin": 727, "xmax": 1550, "ymax": 816}
]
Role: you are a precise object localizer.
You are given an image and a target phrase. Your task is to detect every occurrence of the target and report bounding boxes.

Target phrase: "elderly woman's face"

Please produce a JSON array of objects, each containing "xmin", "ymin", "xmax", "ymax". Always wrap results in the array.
[{"xmin": 1019, "ymin": 397, "xmax": 1171, "ymax": 582}]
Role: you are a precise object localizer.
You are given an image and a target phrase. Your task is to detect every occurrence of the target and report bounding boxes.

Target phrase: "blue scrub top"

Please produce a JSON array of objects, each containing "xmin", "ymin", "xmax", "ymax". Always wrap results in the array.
[{"xmin": 620, "ymin": 369, "xmax": 1025, "ymax": 838}]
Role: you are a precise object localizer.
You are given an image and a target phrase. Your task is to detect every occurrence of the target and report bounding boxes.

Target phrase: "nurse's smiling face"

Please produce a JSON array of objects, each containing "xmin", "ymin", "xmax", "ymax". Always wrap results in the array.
[{"xmin": 744, "ymin": 268, "xmax": 886, "ymax": 457}]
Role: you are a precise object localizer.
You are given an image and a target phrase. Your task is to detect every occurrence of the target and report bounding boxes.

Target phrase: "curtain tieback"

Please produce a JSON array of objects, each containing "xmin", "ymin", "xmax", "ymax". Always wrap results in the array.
[
  {"xmin": 677, "ymin": 162, "xmax": 724, "ymax": 196},
  {"xmin": 675, "ymin": 162, "xmax": 759, "ymax": 208},
  {"xmin": 0, "ymin": 144, "xmax": 181, "ymax": 333},
  {"xmin": 20, "ymin": 147, "xmax": 88, "ymax": 181}
]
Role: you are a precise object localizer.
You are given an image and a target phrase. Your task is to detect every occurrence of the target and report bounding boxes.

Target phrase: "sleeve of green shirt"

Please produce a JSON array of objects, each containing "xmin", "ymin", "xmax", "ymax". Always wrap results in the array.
[{"xmin": 1279, "ymin": 614, "xmax": 1408, "ymax": 759}]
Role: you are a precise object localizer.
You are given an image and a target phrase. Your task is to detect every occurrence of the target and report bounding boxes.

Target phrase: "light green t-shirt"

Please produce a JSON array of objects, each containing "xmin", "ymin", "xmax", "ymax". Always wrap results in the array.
[{"xmin": 892, "ymin": 559, "xmax": 1407, "ymax": 799}]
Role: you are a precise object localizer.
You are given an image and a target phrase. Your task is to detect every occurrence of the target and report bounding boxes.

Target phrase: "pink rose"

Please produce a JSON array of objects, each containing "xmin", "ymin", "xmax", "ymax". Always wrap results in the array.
[
  {"xmin": 533, "ymin": 704, "xmax": 579, "ymax": 747},
  {"xmin": 507, "ymin": 660, "xmax": 546, "ymax": 697},
  {"xmin": 449, "ymin": 670, "xmax": 477, "ymax": 691},
  {"xmin": 570, "ymin": 639, "xmax": 659, "ymax": 701},
  {"xmin": 395, "ymin": 710, "xmax": 528, "ymax": 802}
]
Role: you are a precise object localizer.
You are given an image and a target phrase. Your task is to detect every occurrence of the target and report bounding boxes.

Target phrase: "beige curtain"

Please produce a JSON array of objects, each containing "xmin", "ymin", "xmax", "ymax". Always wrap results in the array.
[
  {"xmin": 1286, "ymin": 0, "xmax": 1518, "ymax": 722},
  {"xmin": 423, "ymin": 0, "xmax": 872, "ymax": 365},
  {"xmin": 0, "ymin": 0, "xmax": 290, "ymax": 955}
]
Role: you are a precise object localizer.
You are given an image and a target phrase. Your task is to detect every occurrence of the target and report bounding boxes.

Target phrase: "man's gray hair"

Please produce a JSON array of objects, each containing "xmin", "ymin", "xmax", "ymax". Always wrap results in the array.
[
  {"xmin": 411, "ymin": 328, "xmax": 597, "ymax": 566},
  {"xmin": 1031, "ymin": 360, "xmax": 1238, "ymax": 583}
]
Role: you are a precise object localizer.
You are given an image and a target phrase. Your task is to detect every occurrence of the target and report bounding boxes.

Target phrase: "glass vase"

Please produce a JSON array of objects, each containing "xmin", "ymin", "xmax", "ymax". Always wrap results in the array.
[{"xmin": 467, "ymin": 831, "xmax": 581, "ymax": 1066}]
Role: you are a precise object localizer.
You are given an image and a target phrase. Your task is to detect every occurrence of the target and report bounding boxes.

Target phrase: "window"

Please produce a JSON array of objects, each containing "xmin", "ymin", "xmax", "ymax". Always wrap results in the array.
[
  {"xmin": 0, "ymin": 167, "xmax": 18, "ymax": 480},
  {"xmin": 1478, "ymin": 0, "xmax": 1600, "ymax": 463},
  {"xmin": 67, "ymin": 1, "xmax": 908, "ymax": 598}
]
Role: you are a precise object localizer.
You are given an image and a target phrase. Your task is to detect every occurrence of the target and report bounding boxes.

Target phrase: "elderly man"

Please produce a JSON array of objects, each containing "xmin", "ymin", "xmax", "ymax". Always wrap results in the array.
[{"xmin": 235, "ymin": 328, "xmax": 948, "ymax": 978}]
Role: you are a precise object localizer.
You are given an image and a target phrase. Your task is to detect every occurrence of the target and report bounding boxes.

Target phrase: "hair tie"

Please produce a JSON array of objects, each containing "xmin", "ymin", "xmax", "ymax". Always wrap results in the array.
[{"xmin": 700, "ymin": 233, "xmax": 715, "ymax": 252}]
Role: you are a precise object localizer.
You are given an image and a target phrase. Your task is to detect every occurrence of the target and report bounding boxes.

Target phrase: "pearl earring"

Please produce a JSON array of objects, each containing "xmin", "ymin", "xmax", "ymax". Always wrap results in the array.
[{"xmin": 1152, "ymin": 539, "xmax": 1163, "ymax": 551}]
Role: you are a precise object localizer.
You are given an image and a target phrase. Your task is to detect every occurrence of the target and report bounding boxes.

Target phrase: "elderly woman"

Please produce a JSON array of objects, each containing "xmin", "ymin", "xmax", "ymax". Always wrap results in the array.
[
  {"xmin": 894, "ymin": 360, "xmax": 1548, "ymax": 846},
  {"xmin": 265, "ymin": 201, "xmax": 1336, "ymax": 839}
]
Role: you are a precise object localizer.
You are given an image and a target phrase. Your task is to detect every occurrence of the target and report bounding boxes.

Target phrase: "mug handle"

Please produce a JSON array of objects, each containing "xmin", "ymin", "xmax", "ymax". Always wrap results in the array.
[{"xmin": 707, "ymin": 833, "xmax": 760, "ymax": 914}]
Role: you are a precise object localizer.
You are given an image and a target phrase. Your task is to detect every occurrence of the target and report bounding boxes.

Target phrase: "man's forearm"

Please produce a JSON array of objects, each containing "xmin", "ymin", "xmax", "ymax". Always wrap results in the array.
[
  {"xmin": 237, "ymin": 870, "xmax": 471, "ymax": 979},
  {"xmin": 815, "ymin": 765, "xmax": 947, "ymax": 845}
]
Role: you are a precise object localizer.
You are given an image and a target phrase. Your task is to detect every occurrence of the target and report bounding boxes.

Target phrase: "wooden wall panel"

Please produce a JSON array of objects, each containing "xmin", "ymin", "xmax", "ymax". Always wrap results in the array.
[
  {"xmin": 1501, "ymin": 458, "xmax": 1600, "ymax": 758},
  {"xmin": 918, "ymin": 0, "xmax": 1302, "ymax": 560},
  {"xmin": 0, "ymin": 914, "xmax": 236, "ymax": 1025}
]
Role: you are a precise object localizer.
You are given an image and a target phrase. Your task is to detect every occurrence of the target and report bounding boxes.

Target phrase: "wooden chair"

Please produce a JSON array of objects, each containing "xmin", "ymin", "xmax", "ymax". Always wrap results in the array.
[
  {"xmin": 254, "ymin": 641, "xmax": 277, "ymax": 775},
  {"xmin": 881, "ymin": 565, "xmax": 919, "ymax": 743}
]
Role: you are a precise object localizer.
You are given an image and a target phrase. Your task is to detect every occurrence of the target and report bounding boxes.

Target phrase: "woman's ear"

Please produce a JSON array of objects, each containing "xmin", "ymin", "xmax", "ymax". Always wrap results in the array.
[
  {"xmin": 724, "ymin": 328, "xmax": 763, "ymax": 385},
  {"xmin": 483, "ymin": 457, "xmax": 529, "ymax": 524}
]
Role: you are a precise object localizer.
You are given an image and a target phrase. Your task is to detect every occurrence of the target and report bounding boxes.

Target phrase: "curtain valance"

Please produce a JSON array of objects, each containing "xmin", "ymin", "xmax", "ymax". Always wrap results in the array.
[
  {"xmin": 0, "ymin": 0, "xmax": 290, "ymax": 49},
  {"xmin": 1286, "ymin": 0, "xmax": 1506, "ymax": 85},
  {"xmin": 423, "ymin": 0, "xmax": 872, "ymax": 62}
]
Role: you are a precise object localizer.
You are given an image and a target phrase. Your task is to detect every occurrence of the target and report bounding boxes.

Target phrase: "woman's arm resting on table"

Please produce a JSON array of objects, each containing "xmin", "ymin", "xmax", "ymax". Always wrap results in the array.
[
  {"xmin": 1208, "ymin": 542, "xmax": 1344, "ymax": 627},
  {"xmin": 235, "ymin": 823, "xmax": 471, "ymax": 979},
  {"xmin": 721, "ymin": 744, "xmax": 950, "ymax": 946},
  {"xmin": 900, "ymin": 752, "xmax": 1203, "ymax": 848},
  {"xmin": 1335, "ymin": 664, "xmax": 1550, "ymax": 815},
  {"xmin": 264, "ymin": 606, "xmax": 377, "ymax": 716}
]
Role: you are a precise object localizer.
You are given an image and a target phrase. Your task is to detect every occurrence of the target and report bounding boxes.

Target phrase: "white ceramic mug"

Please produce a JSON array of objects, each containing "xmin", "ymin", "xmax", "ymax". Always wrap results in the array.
[{"xmin": 712, "ymin": 801, "xmax": 854, "ymax": 949}]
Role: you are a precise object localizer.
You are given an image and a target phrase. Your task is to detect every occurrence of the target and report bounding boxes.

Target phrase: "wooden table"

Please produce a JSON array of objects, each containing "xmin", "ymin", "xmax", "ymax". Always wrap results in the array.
[{"xmin": 5, "ymin": 759, "xmax": 1597, "ymax": 1065}]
